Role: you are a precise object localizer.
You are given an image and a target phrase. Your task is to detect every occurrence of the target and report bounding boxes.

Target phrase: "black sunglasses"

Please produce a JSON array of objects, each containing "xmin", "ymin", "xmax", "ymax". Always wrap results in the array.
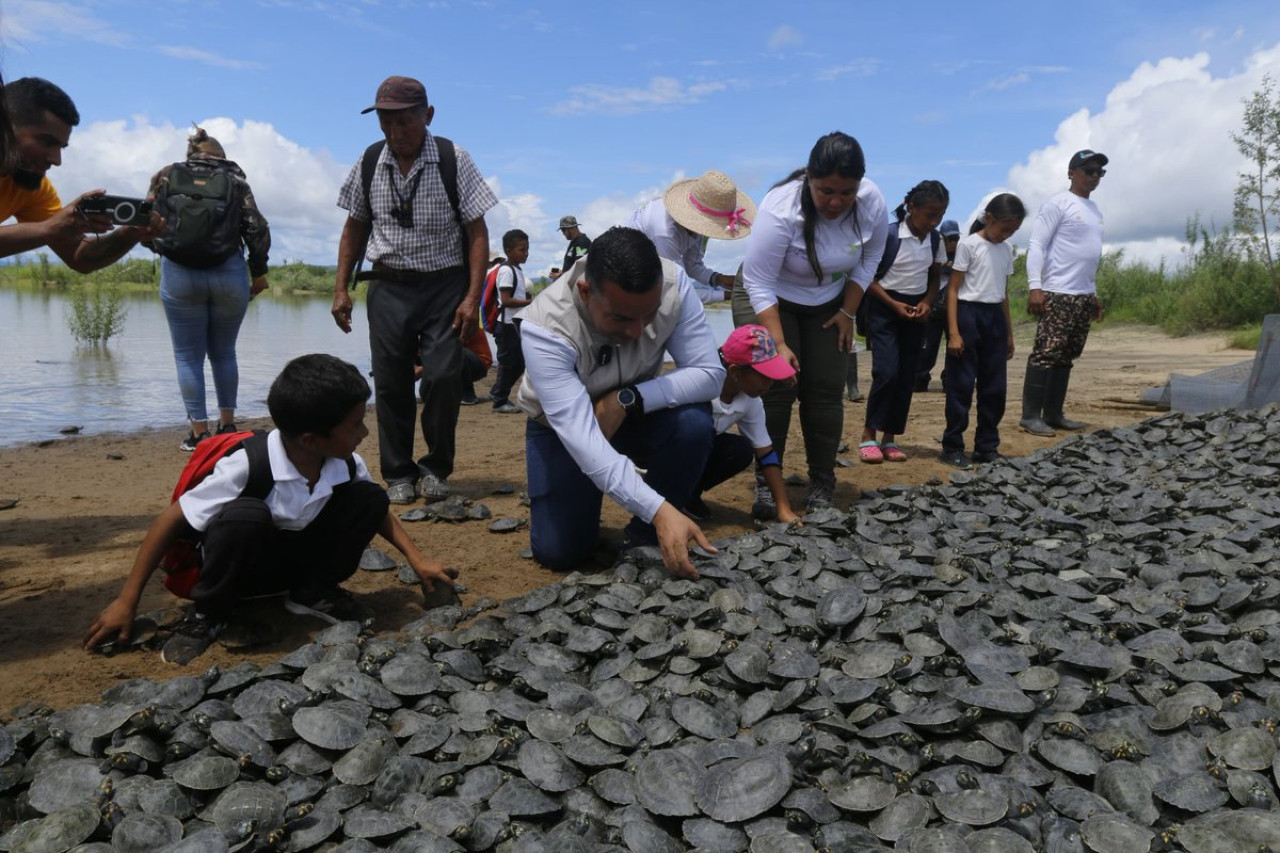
[{"xmin": 1081, "ymin": 166, "xmax": 1106, "ymax": 177}]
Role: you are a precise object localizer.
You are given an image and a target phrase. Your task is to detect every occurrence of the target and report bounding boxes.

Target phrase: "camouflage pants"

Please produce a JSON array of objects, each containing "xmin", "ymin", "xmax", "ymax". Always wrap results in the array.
[{"xmin": 1028, "ymin": 292, "xmax": 1097, "ymax": 369}]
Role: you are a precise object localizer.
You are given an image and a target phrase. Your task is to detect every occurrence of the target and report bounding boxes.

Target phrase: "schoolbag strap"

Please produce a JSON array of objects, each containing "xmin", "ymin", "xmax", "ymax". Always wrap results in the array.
[
  {"xmin": 359, "ymin": 140, "xmax": 386, "ymax": 217},
  {"xmin": 874, "ymin": 230, "xmax": 902, "ymax": 284},
  {"xmin": 240, "ymin": 431, "xmax": 274, "ymax": 501}
]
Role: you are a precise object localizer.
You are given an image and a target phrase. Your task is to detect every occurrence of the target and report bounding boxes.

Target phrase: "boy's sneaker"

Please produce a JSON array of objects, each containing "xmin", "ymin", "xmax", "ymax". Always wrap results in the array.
[
  {"xmin": 750, "ymin": 479, "xmax": 776, "ymax": 520},
  {"xmin": 971, "ymin": 450, "xmax": 1006, "ymax": 465},
  {"xmin": 179, "ymin": 431, "xmax": 211, "ymax": 452},
  {"xmin": 285, "ymin": 586, "xmax": 373, "ymax": 626},
  {"xmin": 684, "ymin": 495, "xmax": 712, "ymax": 522},
  {"xmin": 493, "ymin": 403, "xmax": 521, "ymax": 414},
  {"xmin": 939, "ymin": 450, "xmax": 974, "ymax": 470},
  {"xmin": 161, "ymin": 609, "xmax": 224, "ymax": 665},
  {"xmin": 215, "ymin": 422, "xmax": 239, "ymax": 435},
  {"xmin": 386, "ymin": 482, "xmax": 417, "ymax": 505},
  {"xmin": 417, "ymin": 471, "xmax": 449, "ymax": 502},
  {"xmin": 804, "ymin": 472, "xmax": 836, "ymax": 512}
]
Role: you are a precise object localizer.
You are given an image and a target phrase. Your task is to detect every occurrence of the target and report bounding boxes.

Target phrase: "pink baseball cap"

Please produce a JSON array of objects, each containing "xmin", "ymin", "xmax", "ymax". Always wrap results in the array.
[{"xmin": 721, "ymin": 324, "xmax": 795, "ymax": 381}]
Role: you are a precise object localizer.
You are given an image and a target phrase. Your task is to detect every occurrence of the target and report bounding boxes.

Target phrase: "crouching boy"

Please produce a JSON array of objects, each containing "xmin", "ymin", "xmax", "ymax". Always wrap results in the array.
[
  {"xmin": 687, "ymin": 325, "xmax": 800, "ymax": 524},
  {"xmin": 84, "ymin": 353, "xmax": 456, "ymax": 665}
]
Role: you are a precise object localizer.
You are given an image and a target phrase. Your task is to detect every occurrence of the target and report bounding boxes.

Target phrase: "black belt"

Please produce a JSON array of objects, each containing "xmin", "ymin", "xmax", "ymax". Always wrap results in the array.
[{"xmin": 356, "ymin": 264, "xmax": 464, "ymax": 285}]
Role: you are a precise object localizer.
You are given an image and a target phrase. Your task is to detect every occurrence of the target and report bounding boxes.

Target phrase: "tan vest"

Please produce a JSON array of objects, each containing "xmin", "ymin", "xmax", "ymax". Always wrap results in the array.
[{"xmin": 516, "ymin": 257, "xmax": 687, "ymax": 422}]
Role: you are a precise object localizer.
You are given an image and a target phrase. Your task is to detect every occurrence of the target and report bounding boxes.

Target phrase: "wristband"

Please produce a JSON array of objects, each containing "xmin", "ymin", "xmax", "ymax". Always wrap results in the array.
[
  {"xmin": 758, "ymin": 450, "xmax": 781, "ymax": 469},
  {"xmin": 838, "ymin": 307, "xmax": 856, "ymax": 320}
]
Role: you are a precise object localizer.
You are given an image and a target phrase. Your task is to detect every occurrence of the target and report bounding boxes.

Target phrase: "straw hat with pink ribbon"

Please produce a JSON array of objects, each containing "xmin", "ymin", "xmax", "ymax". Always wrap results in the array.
[{"xmin": 662, "ymin": 170, "xmax": 757, "ymax": 241}]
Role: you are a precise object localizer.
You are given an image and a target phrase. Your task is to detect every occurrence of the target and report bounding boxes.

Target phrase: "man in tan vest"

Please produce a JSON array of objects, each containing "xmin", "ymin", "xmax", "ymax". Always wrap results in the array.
[{"xmin": 516, "ymin": 227, "xmax": 723, "ymax": 578}]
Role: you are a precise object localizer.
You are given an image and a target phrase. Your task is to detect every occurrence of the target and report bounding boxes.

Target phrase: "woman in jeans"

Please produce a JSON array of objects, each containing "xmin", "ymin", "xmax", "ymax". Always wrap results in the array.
[
  {"xmin": 149, "ymin": 128, "xmax": 271, "ymax": 451},
  {"xmin": 740, "ymin": 132, "xmax": 887, "ymax": 512}
]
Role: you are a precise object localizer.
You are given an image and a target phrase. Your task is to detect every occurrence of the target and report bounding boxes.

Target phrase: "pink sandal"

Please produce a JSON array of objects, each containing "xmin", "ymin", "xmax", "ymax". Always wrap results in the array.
[
  {"xmin": 858, "ymin": 440, "xmax": 883, "ymax": 463},
  {"xmin": 882, "ymin": 443, "xmax": 908, "ymax": 462}
]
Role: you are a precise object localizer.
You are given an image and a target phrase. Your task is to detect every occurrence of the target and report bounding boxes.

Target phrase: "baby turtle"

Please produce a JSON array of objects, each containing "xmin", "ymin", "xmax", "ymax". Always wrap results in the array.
[
  {"xmin": 358, "ymin": 548, "xmax": 397, "ymax": 571},
  {"xmin": 695, "ymin": 751, "xmax": 792, "ymax": 823},
  {"xmin": 489, "ymin": 517, "xmax": 525, "ymax": 533},
  {"xmin": 10, "ymin": 802, "xmax": 99, "ymax": 853},
  {"xmin": 635, "ymin": 751, "xmax": 702, "ymax": 817}
]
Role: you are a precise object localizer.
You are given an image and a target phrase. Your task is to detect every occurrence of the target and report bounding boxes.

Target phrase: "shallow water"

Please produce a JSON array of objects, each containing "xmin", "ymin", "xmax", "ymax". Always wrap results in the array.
[{"xmin": 0, "ymin": 288, "xmax": 736, "ymax": 448}]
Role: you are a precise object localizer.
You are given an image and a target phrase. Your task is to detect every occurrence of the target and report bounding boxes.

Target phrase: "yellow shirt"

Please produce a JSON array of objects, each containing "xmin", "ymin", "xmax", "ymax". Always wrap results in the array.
[{"xmin": 0, "ymin": 175, "xmax": 62, "ymax": 224}]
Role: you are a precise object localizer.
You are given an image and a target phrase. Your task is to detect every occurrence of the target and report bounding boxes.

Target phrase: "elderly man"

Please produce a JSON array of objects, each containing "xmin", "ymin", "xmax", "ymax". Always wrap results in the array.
[
  {"xmin": 1019, "ymin": 149, "xmax": 1108, "ymax": 436},
  {"xmin": 517, "ymin": 227, "xmax": 723, "ymax": 578},
  {"xmin": 0, "ymin": 77, "xmax": 160, "ymax": 269},
  {"xmin": 331, "ymin": 75, "xmax": 497, "ymax": 504}
]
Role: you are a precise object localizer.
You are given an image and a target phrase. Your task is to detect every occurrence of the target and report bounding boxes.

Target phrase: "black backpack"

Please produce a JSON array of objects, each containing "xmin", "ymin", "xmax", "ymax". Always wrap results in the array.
[
  {"xmin": 151, "ymin": 160, "xmax": 245, "ymax": 268},
  {"xmin": 855, "ymin": 226, "xmax": 943, "ymax": 335}
]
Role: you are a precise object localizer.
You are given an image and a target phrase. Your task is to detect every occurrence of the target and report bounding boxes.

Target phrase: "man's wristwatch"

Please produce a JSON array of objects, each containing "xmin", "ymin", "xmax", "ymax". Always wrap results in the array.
[{"xmin": 616, "ymin": 385, "xmax": 644, "ymax": 420}]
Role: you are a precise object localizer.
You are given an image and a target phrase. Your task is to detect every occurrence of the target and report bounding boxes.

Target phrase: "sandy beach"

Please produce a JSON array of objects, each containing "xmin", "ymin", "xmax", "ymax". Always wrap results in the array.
[{"xmin": 0, "ymin": 325, "xmax": 1254, "ymax": 713}]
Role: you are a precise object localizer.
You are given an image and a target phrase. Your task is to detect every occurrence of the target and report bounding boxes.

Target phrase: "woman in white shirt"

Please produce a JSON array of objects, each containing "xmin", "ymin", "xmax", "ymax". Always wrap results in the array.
[{"xmin": 741, "ymin": 132, "xmax": 888, "ymax": 513}]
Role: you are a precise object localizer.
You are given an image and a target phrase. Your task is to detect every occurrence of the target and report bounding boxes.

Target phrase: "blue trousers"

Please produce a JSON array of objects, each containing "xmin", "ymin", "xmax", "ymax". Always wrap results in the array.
[
  {"xmin": 525, "ymin": 403, "xmax": 713, "ymax": 571},
  {"xmin": 942, "ymin": 301, "xmax": 1008, "ymax": 455},
  {"xmin": 863, "ymin": 290, "xmax": 926, "ymax": 435},
  {"xmin": 159, "ymin": 254, "xmax": 250, "ymax": 422}
]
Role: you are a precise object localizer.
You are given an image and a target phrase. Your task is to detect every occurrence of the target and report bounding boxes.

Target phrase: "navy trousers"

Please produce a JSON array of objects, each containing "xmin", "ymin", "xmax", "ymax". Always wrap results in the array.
[
  {"xmin": 941, "ymin": 301, "xmax": 1008, "ymax": 455},
  {"xmin": 863, "ymin": 290, "xmax": 927, "ymax": 435}
]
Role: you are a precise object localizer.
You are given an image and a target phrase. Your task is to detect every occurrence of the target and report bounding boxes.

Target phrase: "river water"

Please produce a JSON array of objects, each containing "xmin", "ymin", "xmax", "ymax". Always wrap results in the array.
[{"xmin": 0, "ymin": 288, "xmax": 736, "ymax": 448}]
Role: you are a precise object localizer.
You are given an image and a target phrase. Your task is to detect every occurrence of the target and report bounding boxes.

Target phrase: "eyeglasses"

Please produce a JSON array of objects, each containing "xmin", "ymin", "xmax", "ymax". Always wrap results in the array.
[{"xmin": 1081, "ymin": 167, "xmax": 1106, "ymax": 178}]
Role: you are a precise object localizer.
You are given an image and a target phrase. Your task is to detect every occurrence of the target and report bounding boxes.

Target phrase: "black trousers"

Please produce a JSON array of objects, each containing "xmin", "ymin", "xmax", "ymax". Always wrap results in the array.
[
  {"xmin": 490, "ymin": 322, "xmax": 525, "ymax": 406},
  {"xmin": 367, "ymin": 273, "xmax": 467, "ymax": 484},
  {"xmin": 863, "ymin": 290, "xmax": 927, "ymax": 435},
  {"xmin": 696, "ymin": 432, "xmax": 755, "ymax": 496},
  {"xmin": 191, "ymin": 481, "xmax": 388, "ymax": 618}
]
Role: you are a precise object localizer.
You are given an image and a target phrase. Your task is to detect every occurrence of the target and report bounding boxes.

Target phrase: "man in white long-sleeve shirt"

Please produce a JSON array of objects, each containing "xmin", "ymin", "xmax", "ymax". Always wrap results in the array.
[
  {"xmin": 516, "ymin": 227, "xmax": 724, "ymax": 578},
  {"xmin": 1019, "ymin": 149, "xmax": 1108, "ymax": 437}
]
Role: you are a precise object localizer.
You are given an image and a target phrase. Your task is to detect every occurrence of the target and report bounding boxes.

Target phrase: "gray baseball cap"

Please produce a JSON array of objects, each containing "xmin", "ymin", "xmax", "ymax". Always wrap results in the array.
[{"xmin": 558, "ymin": 215, "xmax": 579, "ymax": 229}]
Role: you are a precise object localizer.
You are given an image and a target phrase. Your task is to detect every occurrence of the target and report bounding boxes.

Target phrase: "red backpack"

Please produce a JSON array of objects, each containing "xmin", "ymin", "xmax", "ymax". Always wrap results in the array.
[
  {"xmin": 479, "ymin": 263, "xmax": 511, "ymax": 334},
  {"xmin": 159, "ymin": 430, "xmax": 272, "ymax": 598}
]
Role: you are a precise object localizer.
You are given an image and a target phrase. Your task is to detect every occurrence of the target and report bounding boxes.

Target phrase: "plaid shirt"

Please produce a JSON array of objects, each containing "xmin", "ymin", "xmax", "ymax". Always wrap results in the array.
[{"xmin": 337, "ymin": 131, "xmax": 497, "ymax": 274}]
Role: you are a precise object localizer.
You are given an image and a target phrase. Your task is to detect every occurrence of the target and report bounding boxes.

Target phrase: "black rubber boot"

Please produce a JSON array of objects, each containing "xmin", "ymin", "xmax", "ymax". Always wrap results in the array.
[
  {"xmin": 1019, "ymin": 365, "xmax": 1057, "ymax": 437},
  {"xmin": 1043, "ymin": 366, "xmax": 1085, "ymax": 430}
]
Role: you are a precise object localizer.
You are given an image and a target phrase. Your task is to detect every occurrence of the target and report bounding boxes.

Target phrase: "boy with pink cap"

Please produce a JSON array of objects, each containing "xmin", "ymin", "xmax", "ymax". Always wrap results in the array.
[{"xmin": 687, "ymin": 324, "xmax": 800, "ymax": 523}]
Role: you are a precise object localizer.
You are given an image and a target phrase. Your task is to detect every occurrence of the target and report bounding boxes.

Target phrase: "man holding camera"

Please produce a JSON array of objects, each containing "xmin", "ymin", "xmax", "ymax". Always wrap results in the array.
[
  {"xmin": 0, "ymin": 77, "xmax": 160, "ymax": 270},
  {"xmin": 330, "ymin": 76, "xmax": 497, "ymax": 506}
]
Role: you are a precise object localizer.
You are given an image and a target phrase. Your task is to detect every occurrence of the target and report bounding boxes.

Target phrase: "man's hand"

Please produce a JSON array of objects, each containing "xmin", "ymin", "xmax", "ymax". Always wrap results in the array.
[
  {"xmin": 1027, "ymin": 289, "xmax": 1047, "ymax": 317},
  {"xmin": 332, "ymin": 290, "xmax": 354, "ymax": 333},
  {"xmin": 250, "ymin": 276, "xmax": 269, "ymax": 300},
  {"xmin": 83, "ymin": 597, "xmax": 136, "ymax": 650},
  {"xmin": 453, "ymin": 296, "xmax": 479, "ymax": 337},
  {"xmin": 46, "ymin": 192, "xmax": 114, "ymax": 244},
  {"xmin": 593, "ymin": 393, "xmax": 628, "ymax": 441},
  {"xmin": 652, "ymin": 502, "xmax": 715, "ymax": 579}
]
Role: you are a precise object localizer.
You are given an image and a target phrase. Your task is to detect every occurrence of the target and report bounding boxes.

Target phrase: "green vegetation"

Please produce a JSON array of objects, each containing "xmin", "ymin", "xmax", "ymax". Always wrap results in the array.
[
  {"xmin": 1232, "ymin": 74, "xmax": 1280, "ymax": 304},
  {"xmin": 66, "ymin": 279, "xmax": 128, "ymax": 344}
]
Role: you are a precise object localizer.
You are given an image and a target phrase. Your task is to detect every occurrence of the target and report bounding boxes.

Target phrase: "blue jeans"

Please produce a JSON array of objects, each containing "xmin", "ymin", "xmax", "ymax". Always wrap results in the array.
[
  {"xmin": 159, "ymin": 254, "xmax": 250, "ymax": 422},
  {"xmin": 525, "ymin": 403, "xmax": 713, "ymax": 571}
]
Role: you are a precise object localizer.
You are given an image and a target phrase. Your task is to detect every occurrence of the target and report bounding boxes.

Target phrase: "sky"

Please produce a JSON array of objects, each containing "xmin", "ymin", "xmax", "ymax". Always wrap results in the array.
[{"xmin": 4, "ymin": 0, "xmax": 1280, "ymax": 278}]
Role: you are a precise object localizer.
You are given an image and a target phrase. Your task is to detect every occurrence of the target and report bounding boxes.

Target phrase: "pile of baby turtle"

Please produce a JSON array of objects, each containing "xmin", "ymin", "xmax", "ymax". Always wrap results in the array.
[{"xmin": 3, "ymin": 404, "xmax": 1280, "ymax": 852}]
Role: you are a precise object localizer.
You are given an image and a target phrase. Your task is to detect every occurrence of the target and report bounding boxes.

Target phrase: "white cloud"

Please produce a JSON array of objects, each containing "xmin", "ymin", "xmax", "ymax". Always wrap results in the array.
[
  {"xmin": 0, "ymin": 0, "xmax": 132, "ymax": 48},
  {"xmin": 986, "ymin": 73, "xmax": 1030, "ymax": 91},
  {"xmin": 551, "ymin": 77, "xmax": 728, "ymax": 117},
  {"xmin": 1007, "ymin": 42, "xmax": 1280, "ymax": 268},
  {"xmin": 156, "ymin": 46, "xmax": 264, "ymax": 70},
  {"xmin": 768, "ymin": 25, "xmax": 802, "ymax": 51},
  {"xmin": 816, "ymin": 59, "xmax": 879, "ymax": 82}
]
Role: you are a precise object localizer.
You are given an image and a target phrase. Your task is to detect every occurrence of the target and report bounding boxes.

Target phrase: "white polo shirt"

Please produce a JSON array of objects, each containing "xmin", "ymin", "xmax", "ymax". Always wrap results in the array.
[
  {"xmin": 876, "ymin": 220, "xmax": 947, "ymax": 296},
  {"xmin": 712, "ymin": 392, "xmax": 771, "ymax": 449},
  {"xmin": 178, "ymin": 429, "xmax": 372, "ymax": 532},
  {"xmin": 496, "ymin": 264, "xmax": 527, "ymax": 325}
]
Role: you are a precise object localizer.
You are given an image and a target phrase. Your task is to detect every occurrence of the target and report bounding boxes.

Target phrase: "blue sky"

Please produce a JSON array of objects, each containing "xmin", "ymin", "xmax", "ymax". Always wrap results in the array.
[{"xmin": 4, "ymin": 0, "xmax": 1280, "ymax": 276}]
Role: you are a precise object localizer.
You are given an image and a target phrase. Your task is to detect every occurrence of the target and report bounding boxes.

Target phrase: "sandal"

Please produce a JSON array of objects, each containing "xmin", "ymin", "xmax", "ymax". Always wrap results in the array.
[
  {"xmin": 858, "ymin": 440, "xmax": 883, "ymax": 464},
  {"xmin": 882, "ymin": 443, "xmax": 908, "ymax": 462}
]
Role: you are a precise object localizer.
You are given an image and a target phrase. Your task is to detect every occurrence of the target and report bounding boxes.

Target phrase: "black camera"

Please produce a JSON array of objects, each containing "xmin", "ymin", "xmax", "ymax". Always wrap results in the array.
[{"xmin": 78, "ymin": 195, "xmax": 154, "ymax": 227}]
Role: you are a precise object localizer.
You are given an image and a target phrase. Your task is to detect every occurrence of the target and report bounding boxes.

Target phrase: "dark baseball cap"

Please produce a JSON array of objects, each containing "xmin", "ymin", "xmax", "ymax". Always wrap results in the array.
[
  {"xmin": 361, "ymin": 76, "xmax": 428, "ymax": 114},
  {"xmin": 1068, "ymin": 149, "xmax": 1109, "ymax": 171},
  {"xmin": 939, "ymin": 220, "xmax": 960, "ymax": 237}
]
